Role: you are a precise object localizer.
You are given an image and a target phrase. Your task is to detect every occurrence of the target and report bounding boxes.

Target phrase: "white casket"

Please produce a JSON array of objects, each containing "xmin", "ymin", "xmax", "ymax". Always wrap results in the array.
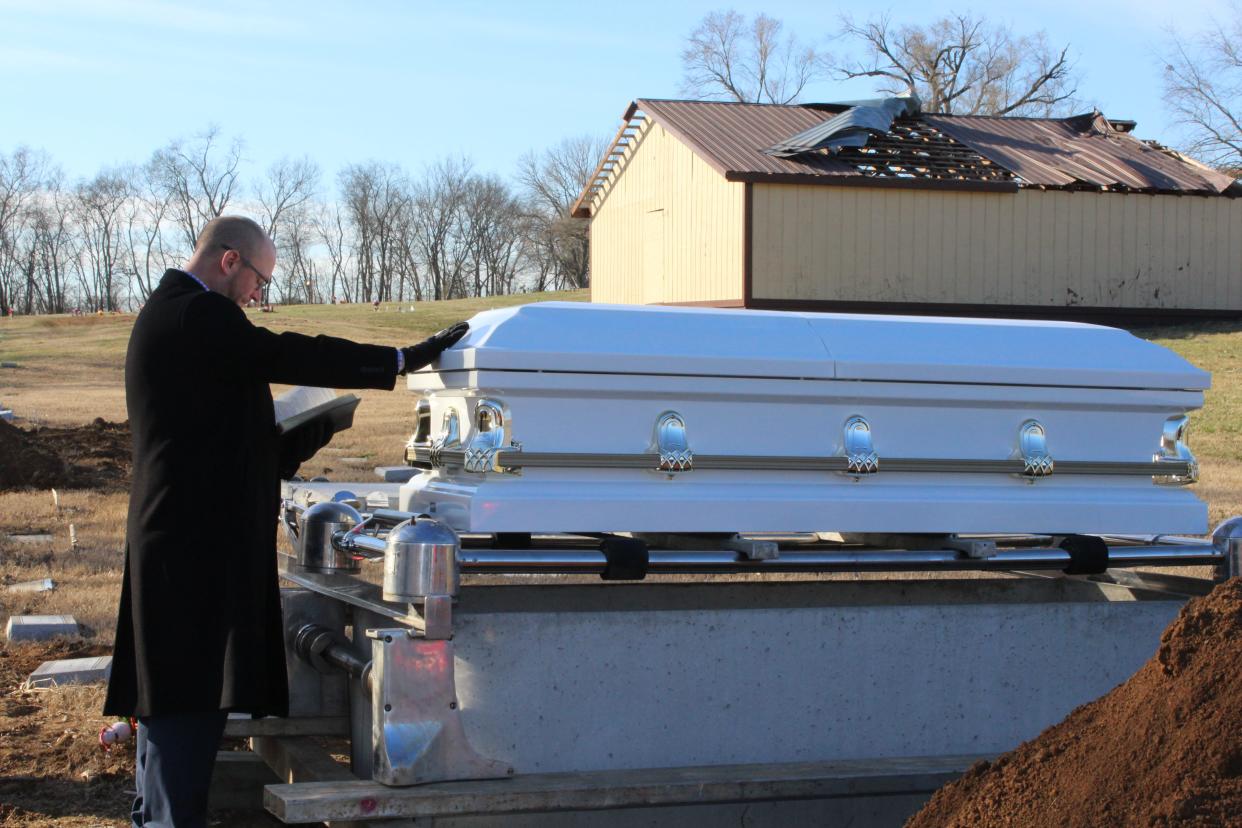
[{"xmin": 399, "ymin": 303, "xmax": 1207, "ymax": 536}]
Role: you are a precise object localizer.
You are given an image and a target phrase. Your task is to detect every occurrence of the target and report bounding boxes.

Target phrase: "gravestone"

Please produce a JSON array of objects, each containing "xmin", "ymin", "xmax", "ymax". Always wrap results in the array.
[
  {"xmin": 6, "ymin": 578, "xmax": 55, "ymax": 593},
  {"xmin": 26, "ymin": 655, "xmax": 112, "ymax": 688},
  {"xmin": 5, "ymin": 614, "xmax": 78, "ymax": 641}
]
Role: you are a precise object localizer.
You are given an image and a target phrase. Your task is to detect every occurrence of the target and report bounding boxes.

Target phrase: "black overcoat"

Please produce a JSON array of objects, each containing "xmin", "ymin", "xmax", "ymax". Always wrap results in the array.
[{"xmin": 104, "ymin": 270, "xmax": 398, "ymax": 717}]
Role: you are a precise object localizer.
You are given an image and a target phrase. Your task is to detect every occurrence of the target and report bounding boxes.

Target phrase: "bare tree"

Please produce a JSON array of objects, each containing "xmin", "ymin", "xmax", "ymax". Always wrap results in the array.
[
  {"xmin": 150, "ymin": 126, "xmax": 243, "ymax": 251},
  {"xmin": 460, "ymin": 175, "xmax": 525, "ymax": 297},
  {"xmin": 516, "ymin": 135, "xmax": 607, "ymax": 290},
  {"xmin": 27, "ymin": 183, "xmax": 77, "ymax": 314},
  {"xmin": 410, "ymin": 158, "xmax": 473, "ymax": 301},
  {"xmin": 836, "ymin": 13, "xmax": 1080, "ymax": 116},
  {"xmin": 125, "ymin": 160, "xmax": 177, "ymax": 303},
  {"xmin": 681, "ymin": 10, "xmax": 826, "ymax": 104},
  {"xmin": 314, "ymin": 201, "xmax": 353, "ymax": 304},
  {"xmin": 74, "ymin": 171, "xmax": 131, "ymax": 311},
  {"xmin": 256, "ymin": 157, "xmax": 320, "ymax": 303},
  {"xmin": 0, "ymin": 147, "xmax": 50, "ymax": 315},
  {"xmin": 340, "ymin": 162, "xmax": 410, "ymax": 302},
  {"xmin": 1162, "ymin": 10, "xmax": 1242, "ymax": 173}
]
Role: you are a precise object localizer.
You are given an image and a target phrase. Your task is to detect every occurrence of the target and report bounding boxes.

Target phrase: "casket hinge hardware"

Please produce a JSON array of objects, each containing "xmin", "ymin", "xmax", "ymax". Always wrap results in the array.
[
  {"xmin": 464, "ymin": 399, "xmax": 521, "ymax": 475},
  {"xmin": 1017, "ymin": 419, "xmax": 1054, "ymax": 480},
  {"xmin": 842, "ymin": 415, "xmax": 879, "ymax": 477},
  {"xmin": 1153, "ymin": 414, "xmax": 1198, "ymax": 486},
  {"xmin": 655, "ymin": 411, "xmax": 693, "ymax": 474}
]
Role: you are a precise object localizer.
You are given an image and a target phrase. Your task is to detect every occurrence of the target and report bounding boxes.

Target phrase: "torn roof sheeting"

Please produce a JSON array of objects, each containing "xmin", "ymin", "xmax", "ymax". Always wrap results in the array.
[
  {"xmin": 924, "ymin": 112, "xmax": 1236, "ymax": 193},
  {"xmin": 618, "ymin": 98, "xmax": 1237, "ymax": 196},
  {"xmin": 765, "ymin": 96, "xmax": 920, "ymax": 157}
]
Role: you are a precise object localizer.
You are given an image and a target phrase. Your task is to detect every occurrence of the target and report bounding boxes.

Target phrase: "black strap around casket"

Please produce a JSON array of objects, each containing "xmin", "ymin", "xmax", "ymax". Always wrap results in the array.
[
  {"xmin": 599, "ymin": 536, "xmax": 650, "ymax": 581},
  {"xmin": 1059, "ymin": 534, "xmax": 1110, "ymax": 575}
]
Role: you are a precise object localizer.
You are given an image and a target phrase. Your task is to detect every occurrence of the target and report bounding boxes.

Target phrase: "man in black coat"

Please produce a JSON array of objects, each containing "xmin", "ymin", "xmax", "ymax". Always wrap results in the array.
[{"xmin": 103, "ymin": 216, "xmax": 467, "ymax": 827}]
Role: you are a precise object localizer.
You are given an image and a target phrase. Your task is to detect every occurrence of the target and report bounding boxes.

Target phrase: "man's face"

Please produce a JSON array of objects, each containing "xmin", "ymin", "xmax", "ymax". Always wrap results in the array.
[{"xmin": 222, "ymin": 242, "xmax": 276, "ymax": 306}]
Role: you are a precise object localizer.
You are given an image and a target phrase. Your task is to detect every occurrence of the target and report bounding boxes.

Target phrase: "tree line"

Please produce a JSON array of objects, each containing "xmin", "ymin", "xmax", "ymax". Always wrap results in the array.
[
  {"xmin": 4, "ymin": 8, "xmax": 1240, "ymax": 316},
  {"xmin": 0, "ymin": 130, "xmax": 606, "ymax": 315}
]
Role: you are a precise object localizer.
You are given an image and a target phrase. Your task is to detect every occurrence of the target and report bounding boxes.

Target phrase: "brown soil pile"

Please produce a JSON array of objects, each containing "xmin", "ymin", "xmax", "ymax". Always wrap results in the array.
[
  {"xmin": 0, "ymin": 418, "xmax": 130, "ymax": 492},
  {"xmin": 907, "ymin": 578, "xmax": 1242, "ymax": 828}
]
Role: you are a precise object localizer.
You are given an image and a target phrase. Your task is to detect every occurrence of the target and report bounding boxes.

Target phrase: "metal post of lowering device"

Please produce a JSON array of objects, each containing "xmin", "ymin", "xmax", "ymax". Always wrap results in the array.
[
  {"xmin": 370, "ymin": 519, "xmax": 512, "ymax": 786},
  {"xmin": 290, "ymin": 506, "xmax": 510, "ymax": 787},
  {"xmin": 1213, "ymin": 517, "xmax": 1242, "ymax": 580}
]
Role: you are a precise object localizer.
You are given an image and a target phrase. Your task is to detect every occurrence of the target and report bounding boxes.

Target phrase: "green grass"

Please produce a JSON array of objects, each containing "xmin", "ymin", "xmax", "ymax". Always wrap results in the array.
[{"xmin": 1139, "ymin": 321, "xmax": 1242, "ymax": 464}]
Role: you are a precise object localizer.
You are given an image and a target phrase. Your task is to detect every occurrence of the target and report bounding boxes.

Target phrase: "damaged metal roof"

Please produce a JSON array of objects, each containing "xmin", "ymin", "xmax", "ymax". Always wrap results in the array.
[{"xmin": 625, "ymin": 98, "xmax": 1236, "ymax": 195}]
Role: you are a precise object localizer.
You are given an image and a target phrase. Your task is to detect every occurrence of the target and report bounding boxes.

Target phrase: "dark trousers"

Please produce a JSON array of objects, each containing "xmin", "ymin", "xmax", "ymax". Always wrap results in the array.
[{"xmin": 132, "ymin": 710, "xmax": 228, "ymax": 828}]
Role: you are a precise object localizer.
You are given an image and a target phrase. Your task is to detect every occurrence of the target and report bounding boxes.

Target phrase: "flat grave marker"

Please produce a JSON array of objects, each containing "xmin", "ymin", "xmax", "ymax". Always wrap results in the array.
[
  {"xmin": 26, "ymin": 655, "xmax": 112, "ymax": 688},
  {"xmin": 5, "ymin": 614, "xmax": 78, "ymax": 641}
]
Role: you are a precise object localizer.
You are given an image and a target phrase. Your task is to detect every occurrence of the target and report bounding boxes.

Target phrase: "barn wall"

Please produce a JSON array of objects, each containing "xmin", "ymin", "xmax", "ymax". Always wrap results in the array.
[
  {"xmin": 589, "ymin": 121, "xmax": 745, "ymax": 305},
  {"xmin": 749, "ymin": 185, "xmax": 1242, "ymax": 311}
]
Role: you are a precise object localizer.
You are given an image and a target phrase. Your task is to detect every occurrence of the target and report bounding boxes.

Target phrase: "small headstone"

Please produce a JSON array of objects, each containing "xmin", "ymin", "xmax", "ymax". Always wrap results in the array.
[
  {"xmin": 375, "ymin": 465, "xmax": 418, "ymax": 483},
  {"xmin": 7, "ymin": 578, "xmax": 55, "ymax": 593},
  {"xmin": 26, "ymin": 655, "xmax": 112, "ymax": 688},
  {"xmin": 0, "ymin": 410, "xmax": 13, "ymax": 422},
  {"xmin": 5, "ymin": 533, "xmax": 53, "ymax": 544},
  {"xmin": 0, "ymin": 362, "xmax": 18, "ymax": 369},
  {"xmin": 5, "ymin": 614, "xmax": 78, "ymax": 641},
  {"xmin": 339, "ymin": 457, "xmax": 368, "ymax": 464}
]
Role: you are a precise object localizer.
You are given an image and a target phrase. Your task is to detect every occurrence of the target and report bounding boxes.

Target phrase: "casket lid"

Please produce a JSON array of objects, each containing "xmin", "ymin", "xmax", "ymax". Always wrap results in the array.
[{"xmin": 424, "ymin": 302, "xmax": 1208, "ymax": 390}]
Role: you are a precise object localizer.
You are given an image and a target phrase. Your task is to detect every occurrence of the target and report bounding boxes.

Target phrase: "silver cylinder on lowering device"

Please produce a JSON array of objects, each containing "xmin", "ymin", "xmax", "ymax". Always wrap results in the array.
[
  {"xmin": 383, "ymin": 518, "xmax": 460, "ymax": 603},
  {"xmin": 298, "ymin": 501, "xmax": 363, "ymax": 573}
]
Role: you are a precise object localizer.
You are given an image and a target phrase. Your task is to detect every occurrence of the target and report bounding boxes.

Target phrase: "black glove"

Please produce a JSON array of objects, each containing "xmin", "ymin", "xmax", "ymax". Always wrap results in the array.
[
  {"xmin": 400, "ymin": 321, "xmax": 469, "ymax": 374},
  {"xmin": 278, "ymin": 417, "xmax": 334, "ymax": 479}
]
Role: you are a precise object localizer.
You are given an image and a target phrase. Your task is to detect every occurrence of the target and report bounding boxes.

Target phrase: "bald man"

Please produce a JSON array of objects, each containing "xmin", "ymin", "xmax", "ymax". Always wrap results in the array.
[{"xmin": 104, "ymin": 216, "xmax": 467, "ymax": 827}]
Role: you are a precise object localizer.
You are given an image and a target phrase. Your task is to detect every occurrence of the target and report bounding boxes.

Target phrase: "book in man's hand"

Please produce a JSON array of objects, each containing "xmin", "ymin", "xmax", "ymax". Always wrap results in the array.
[{"xmin": 273, "ymin": 386, "xmax": 361, "ymax": 436}]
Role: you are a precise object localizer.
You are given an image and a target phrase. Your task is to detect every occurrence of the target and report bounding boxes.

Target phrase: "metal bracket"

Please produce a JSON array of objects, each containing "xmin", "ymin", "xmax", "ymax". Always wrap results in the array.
[
  {"xmin": 1153, "ymin": 414, "xmax": 1199, "ymax": 486},
  {"xmin": 842, "ymin": 416, "xmax": 879, "ymax": 476},
  {"xmin": 428, "ymin": 408, "xmax": 461, "ymax": 468},
  {"xmin": 943, "ymin": 537, "xmax": 998, "ymax": 559},
  {"xmin": 1017, "ymin": 420, "xmax": 1054, "ymax": 480},
  {"xmin": 634, "ymin": 532, "xmax": 779, "ymax": 561},
  {"xmin": 464, "ymin": 399, "xmax": 520, "ymax": 474},
  {"xmin": 368, "ymin": 629, "xmax": 512, "ymax": 786},
  {"xmin": 655, "ymin": 411, "xmax": 693, "ymax": 473}
]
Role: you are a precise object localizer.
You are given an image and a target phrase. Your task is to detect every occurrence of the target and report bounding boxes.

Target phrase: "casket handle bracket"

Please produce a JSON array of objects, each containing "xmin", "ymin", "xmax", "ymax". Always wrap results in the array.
[
  {"xmin": 842, "ymin": 415, "xmax": 879, "ymax": 477},
  {"xmin": 655, "ymin": 411, "xmax": 693, "ymax": 474},
  {"xmin": 1153, "ymin": 414, "xmax": 1198, "ymax": 486},
  {"xmin": 1017, "ymin": 419, "xmax": 1054, "ymax": 480},
  {"xmin": 465, "ymin": 399, "xmax": 520, "ymax": 475},
  {"xmin": 428, "ymin": 407, "xmax": 461, "ymax": 469}
]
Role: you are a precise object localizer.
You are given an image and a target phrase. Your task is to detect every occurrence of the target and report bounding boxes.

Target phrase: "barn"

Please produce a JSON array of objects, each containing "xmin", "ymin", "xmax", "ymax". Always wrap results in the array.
[{"xmin": 572, "ymin": 98, "xmax": 1242, "ymax": 320}]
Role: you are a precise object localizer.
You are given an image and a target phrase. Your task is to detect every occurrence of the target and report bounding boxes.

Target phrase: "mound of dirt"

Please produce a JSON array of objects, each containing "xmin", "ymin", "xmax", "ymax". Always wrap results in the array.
[
  {"xmin": 907, "ymin": 578, "xmax": 1242, "ymax": 828},
  {"xmin": 0, "ymin": 418, "xmax": 130, "ymax": 492}
]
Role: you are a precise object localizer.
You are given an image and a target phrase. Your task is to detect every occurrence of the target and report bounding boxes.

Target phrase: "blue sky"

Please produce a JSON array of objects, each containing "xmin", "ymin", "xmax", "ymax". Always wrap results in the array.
[{"xmin": 1, "ymin": 0, "xmax": 1234, "ymax": 188}]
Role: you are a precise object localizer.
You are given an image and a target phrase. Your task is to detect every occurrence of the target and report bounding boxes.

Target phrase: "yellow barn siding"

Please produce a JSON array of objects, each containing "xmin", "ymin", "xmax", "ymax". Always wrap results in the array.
[
  {"xmin": 588, "ymin": 122, "xmax": 745, "ymax": 305},
  {"xmin": 751, "ymin": 185, "xmax": 1242, "ymax": 310}
]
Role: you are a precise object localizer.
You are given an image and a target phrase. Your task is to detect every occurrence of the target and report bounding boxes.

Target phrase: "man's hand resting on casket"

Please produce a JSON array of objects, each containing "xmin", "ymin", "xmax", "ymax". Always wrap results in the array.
[
  {"xmin": 399, "ymin": 322, "xmax": 469, "ymax": 374},
  {"xmin": 277, "ymin": 417, "xmax": 334, "ymax": 480}
]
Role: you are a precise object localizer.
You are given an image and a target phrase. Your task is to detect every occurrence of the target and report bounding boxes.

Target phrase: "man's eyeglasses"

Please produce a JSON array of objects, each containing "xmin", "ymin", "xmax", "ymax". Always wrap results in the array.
[{"xmin": 220, "ymin": 245, "xmax": 271, "ymax": 289}]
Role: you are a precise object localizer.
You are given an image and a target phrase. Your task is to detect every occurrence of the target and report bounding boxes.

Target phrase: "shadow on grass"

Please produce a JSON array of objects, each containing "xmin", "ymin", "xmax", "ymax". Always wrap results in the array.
[
  {"xmin": 0, "ymin": 772, "xmax": 131, "ymax": 823},
  {"xmin": 1129, "ymin": 320, "xmax": 1242, "ymax": 340},
  {"xmin": 0, "ymin": 774, "xmax": 285, "ymax": 826}
]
